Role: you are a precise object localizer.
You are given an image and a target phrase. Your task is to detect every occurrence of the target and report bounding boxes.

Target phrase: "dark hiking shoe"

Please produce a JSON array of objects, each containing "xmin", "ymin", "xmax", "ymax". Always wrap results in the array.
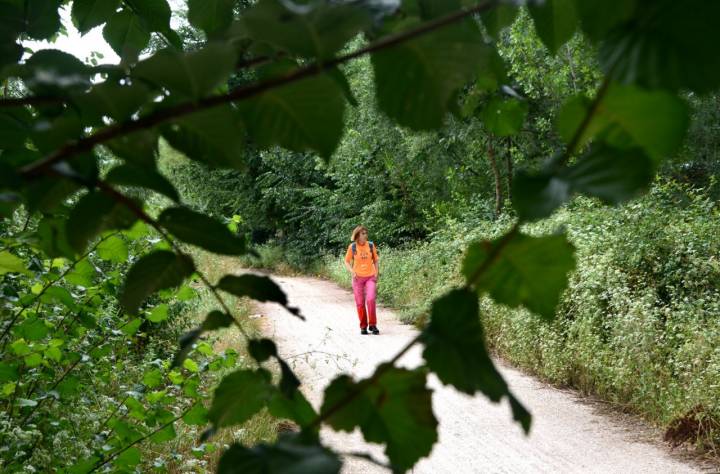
[
  {"xmin": 369, "ymin": 325, "xmax": 380, "ymax": 335},
  {"xmin": 360, "ymin": 328, "xmax": 369, "ymax": 335}
]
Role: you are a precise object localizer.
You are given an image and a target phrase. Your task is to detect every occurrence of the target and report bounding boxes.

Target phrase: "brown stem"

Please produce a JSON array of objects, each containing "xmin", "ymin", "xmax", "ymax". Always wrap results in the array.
[{"xmin": 19, "ymin": 0, "xmax": 498, "ymax": 178}]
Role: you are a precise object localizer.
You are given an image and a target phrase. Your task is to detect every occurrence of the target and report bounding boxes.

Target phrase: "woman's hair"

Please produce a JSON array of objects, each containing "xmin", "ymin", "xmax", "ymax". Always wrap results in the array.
[{"xmin": 350, "ymin": 225, "xmax": 368, "ymax": 242}]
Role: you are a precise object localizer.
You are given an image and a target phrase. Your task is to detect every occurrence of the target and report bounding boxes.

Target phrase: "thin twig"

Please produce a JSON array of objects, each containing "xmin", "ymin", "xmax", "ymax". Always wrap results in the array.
[
  {"xmin": 89, "ymin": 406, "xmax": 191, "ymax": 473},
  {"xmin": 0, "ymin": 231, "xmax": 119, "ymax": 347}
]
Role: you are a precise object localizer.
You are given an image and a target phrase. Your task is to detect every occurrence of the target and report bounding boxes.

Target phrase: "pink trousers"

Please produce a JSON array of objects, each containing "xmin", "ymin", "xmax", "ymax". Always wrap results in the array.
[{"xmin": 352, "ymin": 275, "xmax": 377, "ymax": 328}]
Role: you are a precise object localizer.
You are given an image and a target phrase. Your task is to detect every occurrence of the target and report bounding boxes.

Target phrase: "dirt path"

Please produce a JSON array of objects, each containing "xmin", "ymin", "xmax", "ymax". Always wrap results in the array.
[{"xmin": 254, "ymin": 274, "xmax": 705, "ymax": 473}]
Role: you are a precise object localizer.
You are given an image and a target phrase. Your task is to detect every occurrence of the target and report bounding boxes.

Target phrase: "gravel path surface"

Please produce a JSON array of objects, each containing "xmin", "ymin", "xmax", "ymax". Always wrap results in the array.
[{"xmin": 254, "ymin": 274, "xmax": 705, "ymax": 474}]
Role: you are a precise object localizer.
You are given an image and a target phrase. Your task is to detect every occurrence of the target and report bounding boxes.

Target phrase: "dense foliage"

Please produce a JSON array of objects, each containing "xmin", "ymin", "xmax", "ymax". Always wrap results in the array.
[{"xmin": 2, "ymin": 0, "xmax": 719, "ymax": 472}]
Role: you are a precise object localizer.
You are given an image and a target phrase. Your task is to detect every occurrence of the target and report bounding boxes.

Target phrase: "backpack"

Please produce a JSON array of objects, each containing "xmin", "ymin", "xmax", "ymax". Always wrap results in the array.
[{"xmin": 351, "ymin": 241, "xmax": 375, "ymax": 262}]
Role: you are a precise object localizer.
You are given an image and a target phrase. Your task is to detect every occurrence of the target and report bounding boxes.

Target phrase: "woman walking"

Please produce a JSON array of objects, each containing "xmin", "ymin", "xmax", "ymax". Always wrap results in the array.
[{"xmin": 344, "ymin": 226, "xmax": 380, "ymax": 335}]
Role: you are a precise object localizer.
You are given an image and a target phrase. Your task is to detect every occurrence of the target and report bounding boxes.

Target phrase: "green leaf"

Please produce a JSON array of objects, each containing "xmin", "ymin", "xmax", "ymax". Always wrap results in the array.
[
  {"xmin": 143, "ymin": 369, "xmax": 163, "ymax": 388},
  {"xmin": 24, "ymin": 0, "xmax": 62, "ymax": 40},
  {"xmin": 248, "ymin": 339, "xmax": 299, "ymax": 397},
  {"xmin": 528, "ymin": 0, "xmax": 578, "ymax": 54},
  {"xmin": 106, "ymin": 130, "xmax": 159, "ymax": 168},
  {"xmin": 267, "ymin": 390, "xmax": 317, "ymax": 429},
  {"xmin": 113, "ymin": 446, "xmax": 141, "ymax": 469},
  {"xmin": 512, "ymin": 146, "xmax": 655, "ymax": 221},
  {"xmin": 208, "ymin": 369, "xmax": 274, "ymax": 428},
  {"xmin": 598, "ymin": 1, "xmax": 720, "ymax": 93},
  {"xmin": 562, "ymin": 146, "xmax": 654, "ymax": 204},
  {"xmin": 217, "ymin": 434, "xmax": 341, "ymax": 474},
  {"xmin": 557, "ymin": 84, "xmax": 689, "ymax": 162},
  {"xmin": 147, "ymin": 303, "xmax": 169, "ymax": 323},
  {"xmin": 188, "ymin": 0, "xmax": 235, "ymax": 36},
  {"xmin": 0, "ymin": 107, "xmax": 33, "ymax": 150},
  {"xmin": 71, "ymin": 0, "xmax": 121, "ymax": 34},
  {"xmin": 216, "ymin": 275, "xmax": 297, "ymax": 316},
  {"xmin": 242, "ymin": 0, "xmax": 371, "ymax": 60},
  {"xmin": 96, "ymin": 235, "xmax": 129, "ymax": 263},
  {"xmin": 0, "ymin": 250, "xmax": 30, "ymax": 275},
  {"xmin": 248, "ymin": 338, "xmax": 277, "ymax": 363},
  {"xmin": 67, "ymin": 191, "xmax": 138, "ymax": 254},
  {"xmin": 41, "ymin": 285, "xmax": 78, "ymax": 310},
  {"xmin": 121, "ymin": 318, "xmax": 143, "ymax": 336},
  {"xmin": 161, "ymin": 106, "xmax": 246, "ymax": 169},
  {"xmin": 65, "ymin": 259, "xmax": 96, "ymax": 287},
  {"xmin": 103, "ymin": 10, "xmax": 150, "ymax": 62},
  {"xmin": 480, "ymin": 3, "xmax": 518, "ymax": 39},
  {"xmin": 130, "ymin": 0, "xmax": 172, "ymax": 32},
  {"xmin": 371, "ymin": 20, "xmax": 485, "ymax": 130},
  {"xmin": 571, "ymin": 0, "xmax": 635, "ymax": 42},
  {"xmin": 172, "ymin": 328, "xmax": 202, "ymax": 368},
  {"xmin": 462, "ymin": 231, "xmax": 576, "ymax": 320},
  {"xmin": 183, "ymin": 358, "xmax": 199, "ymax": 372},
  {"xmin": 120, "ymin": 250, "xmax": 195, "ymax": 314},
  {"xmin": 420, "ymin": 288, "xmax": 531, "ymax": 432},
  {"xmin": 0, "ymin": 363, "xmax": 19, "ymax": 383},
  {"xmin": 150, "ymin": 422, "xmax": 177, "ymax": 443},
  {"xmin": 0, "ymin": 42, "xmax": 23, "ymax": 71},
  {"xmin": 241, "ymin": 63, "xmax": 346, "ymax": 159},
  {"xmin": 19, "ymin": 316, "xmax": 49, "ymax": 341},
  {"xmin": 21, "ymin": 49, "xmax": 92, "ymax": 96},
  {"xmin": 24, "ymin": 352, "xmax": 43, "ymax": 367},
  {"xmin": 479, "ymin": 97, "xmax": 528, "ymax": 137},
  {"xmin": 158, "ymin": 207, "xmax": 247, "ymax": 255},
  {"xmin": 105, "ymin": 163, "xmax": 179, "ymax": 202},
  {"xmin": 133, "ymin": 44, "xmax": 237, "ymax": 99},
  {"xmin": 183, "ymin": 403, "xmax": 209, "ymax": 425},
  {"xmin": 201, "ymin": 311, "xmax": 234, "ymax": 331},
  {"xmin": 321, "ymin": 365, "xmax": 437, "ymax": 472},
  {"xmin": 11, "ymin": 339, "xmax": 31, "ymax": 356},
  {"xmin": 175, "ymin": 285, "xmax": 197, "ymax": 301},
  {"xmin": 72, "ymin": 81, "xmax": 151, "ymax": 123}
]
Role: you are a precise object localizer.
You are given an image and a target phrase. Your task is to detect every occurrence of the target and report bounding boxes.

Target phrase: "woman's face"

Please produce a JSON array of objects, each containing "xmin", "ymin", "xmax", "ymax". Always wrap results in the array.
[{"xmin": 358, "ymin": 229, "xmax": 368, "ymax": 243}]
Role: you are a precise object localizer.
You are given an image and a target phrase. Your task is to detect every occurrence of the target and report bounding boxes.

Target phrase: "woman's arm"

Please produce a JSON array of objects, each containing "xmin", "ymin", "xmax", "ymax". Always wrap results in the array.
[{"xmin": 343, "ymin": 259, "xmax": 355, "ymax": 276}]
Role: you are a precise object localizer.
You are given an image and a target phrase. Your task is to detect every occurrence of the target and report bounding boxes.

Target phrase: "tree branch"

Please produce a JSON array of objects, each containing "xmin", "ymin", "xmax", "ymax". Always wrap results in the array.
[{"xmin": 19, "ymin": 0, "xmax": 497, "ymax": 178}]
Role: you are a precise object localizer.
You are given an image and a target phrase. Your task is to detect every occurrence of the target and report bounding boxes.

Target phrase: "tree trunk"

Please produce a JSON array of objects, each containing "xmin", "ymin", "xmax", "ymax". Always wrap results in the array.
[
  {"xmin": 505, "ymin": 137, "xmax": 513, "ymax": 203},
  {"xmin": 487, "ymin": 139, "xmax": 503, "ymax": 218}
]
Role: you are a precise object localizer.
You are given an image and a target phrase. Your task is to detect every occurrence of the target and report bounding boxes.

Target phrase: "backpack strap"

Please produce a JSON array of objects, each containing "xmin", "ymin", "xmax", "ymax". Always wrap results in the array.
[{"xmin": 351, "ymin": 241, "xmax": 376, "ymax": 262}]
